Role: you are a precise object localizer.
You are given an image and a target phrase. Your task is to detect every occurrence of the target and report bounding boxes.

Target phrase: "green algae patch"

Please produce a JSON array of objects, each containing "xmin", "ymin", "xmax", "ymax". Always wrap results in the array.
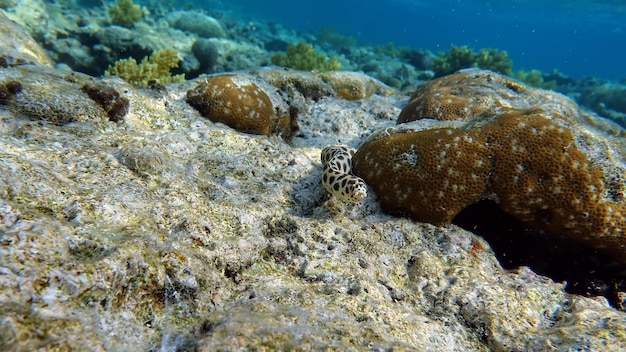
[{"xmin": 271, "ymin": 41, "xmax": 341, "ymax": 71}]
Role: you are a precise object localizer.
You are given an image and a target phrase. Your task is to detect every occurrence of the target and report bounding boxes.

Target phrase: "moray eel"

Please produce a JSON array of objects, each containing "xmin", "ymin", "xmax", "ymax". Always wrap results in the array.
[{"xmin": 320, "ymin": 145, "xmax": 367, "ymax": 202}]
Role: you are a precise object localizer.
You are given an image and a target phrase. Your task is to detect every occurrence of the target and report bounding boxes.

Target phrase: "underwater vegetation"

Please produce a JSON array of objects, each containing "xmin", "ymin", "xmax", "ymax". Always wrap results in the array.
[
  {"xmin": 107, "ymin": 0, "xmax": 143, "ymax": 28},
  {"xmin": 431, "ymin": 45, "xmax": 513, "ymax": 77},
  {"xmin": 104, "ymin": 48, "xmax": 185, "ymax": 87},
  {"xmin": 316, "ymin": 27, "xmax": 357, "ymax": 50},
  {"xmin": 271, "ymin": 41, "xmax": 341, "ymax": 71},
  {"xmin": 514, "ymin": 69, "xmax": 557, "ymax": 90}
]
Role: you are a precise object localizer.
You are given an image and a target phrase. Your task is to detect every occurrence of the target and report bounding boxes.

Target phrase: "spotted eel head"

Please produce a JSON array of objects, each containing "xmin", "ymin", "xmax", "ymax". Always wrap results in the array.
[{"xmin": 321, "ymin": 145, "xmax": 367, "ymax": 202}]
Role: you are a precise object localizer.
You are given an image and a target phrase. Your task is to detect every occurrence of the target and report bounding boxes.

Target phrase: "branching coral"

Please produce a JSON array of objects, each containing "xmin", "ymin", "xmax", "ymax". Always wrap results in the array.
[
  {"xmin": 104, "ymin": 48, "xmax": 184, "ymax": 87},
  {"xmin": 108, "ymin": 0, "xmax": 143, "ymax": 28},
  {"xmin": 431, "ymin": 45, "xmax": 512, "ymax": 77},
  {"xmin": 515, "ymin": 69, "xmax": 557, "ymax": 90},
  {"xmin": 271, "ymin": 41, "xmax": 341, "ymax": 72}
]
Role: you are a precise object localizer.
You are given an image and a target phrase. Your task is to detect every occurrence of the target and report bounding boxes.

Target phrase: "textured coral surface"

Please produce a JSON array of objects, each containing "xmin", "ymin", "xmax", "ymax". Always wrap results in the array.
[
  {"xmin": 353, "ymin": 70, "xmax": 626, "ymax": 263},
  {"xmin": 397, "ymin": 69, "xmax": 582, "ymax": 123},
  {"xmin": 186, "ymin": 74, "xmax": 282, "ymax": 135}
]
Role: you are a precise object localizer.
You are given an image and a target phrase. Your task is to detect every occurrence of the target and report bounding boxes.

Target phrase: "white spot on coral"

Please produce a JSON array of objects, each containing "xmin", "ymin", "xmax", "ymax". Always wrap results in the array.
[{"xmin": 397, "ymin": 151, "xmax": 419, "ymax": 167}]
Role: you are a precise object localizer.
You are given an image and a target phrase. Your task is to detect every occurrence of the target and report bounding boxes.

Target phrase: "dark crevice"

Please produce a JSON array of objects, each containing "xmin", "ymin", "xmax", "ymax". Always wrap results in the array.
[{"xmin": 453, "ymin": 200, "xmax": 626, "ymax": 309}]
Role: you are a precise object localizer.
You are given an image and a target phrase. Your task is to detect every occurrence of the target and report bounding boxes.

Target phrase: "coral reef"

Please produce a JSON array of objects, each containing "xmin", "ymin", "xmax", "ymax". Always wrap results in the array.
[
  {"xmin": 1, "ymin": 58, "xmax": 626, "ymax": 352},
  {"xmin": 431, "ymin": 45, "xmax": 512, "ymax": 77},
  {"xmin": 316, "ymin": 27, "xmax": 356, "ymax": 50},
  {"xmin": 577, "ymin": 83, "xmax": 626, "ymax": 126},
  {"xmin": 2, "ymin": 3, "xmax": 626, "ymax": 351},
  {"xmin": 186, "ymin": 73, "xmax": 293, "ymax": 137},
  {"xmin": 398, "ymin": 69, "xmax": 573, "ymax": 123},
  {"xmin": 104, "ymin": 48, "xmax": 185, "ymax": 87},
  {"xmin": 108, "ymin": 0, "xmax": 142, "ymax": 28},
  {"xmin": 351, "ymin": 69, "xmax": 626, "ymax": 264},
  {"xmin": 515, "ymin": 69, "xmax": 557, "ymax": 90},
  {"xmin": 256, "ymin": 68, "xmax": 335, "ymax": 101},
  {"xmin": 271, "ymin": 41, "xmax": 341, "ymax": 71},
  {"xmin": 191, "ymin": 38, "xmax": 219, "ymax": 75},
  {"xmin": 254, "ymin": 67, "xmax": 396, "ymax": 102}
]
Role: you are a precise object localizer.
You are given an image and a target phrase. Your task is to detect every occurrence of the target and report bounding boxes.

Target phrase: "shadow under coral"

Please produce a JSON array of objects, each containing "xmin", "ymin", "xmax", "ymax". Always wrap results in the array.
[{"xmin": 453, "ymin": 200, "xmax": 626, "ymax": 309}]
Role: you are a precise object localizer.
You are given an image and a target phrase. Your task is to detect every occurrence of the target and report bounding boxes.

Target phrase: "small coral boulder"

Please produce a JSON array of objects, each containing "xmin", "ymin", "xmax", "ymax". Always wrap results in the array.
[
  {"xmin": 398, "ymin": 69, "xmax": 533, "ymax": 123},
  {"xmin": 316, "ymin": 71, "xmax": 397, "ymax": 100},
  {"xmin": 186, "ymin": 74, "xmax": 292, "ymax": 136}
]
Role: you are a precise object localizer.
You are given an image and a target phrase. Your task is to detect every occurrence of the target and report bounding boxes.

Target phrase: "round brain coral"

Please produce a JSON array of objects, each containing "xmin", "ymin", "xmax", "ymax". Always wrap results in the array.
[
  {"xmin": 398, "ymin": 69, "xmax": 534, "ymax": 123},
  {"xmin": 345, "ymin": 69, "xmax": 626, "ymax": 264},
  {"xmin": 352, "ymin": 127, "xmax": 491, "ymax": 223},
  {"xmin": 186, "ymin": 74, "xmax": 291, "ymax": 136},
  {"xmin": 352, "ymin": 110, "xmax": 626, "ymax": 262}
]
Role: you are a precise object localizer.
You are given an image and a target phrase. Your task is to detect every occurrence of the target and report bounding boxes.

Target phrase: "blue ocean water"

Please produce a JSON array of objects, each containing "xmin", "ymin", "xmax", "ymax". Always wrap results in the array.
[{"xmin": 215, "ymin": 0, "xmax": 626, "ymax": 80}]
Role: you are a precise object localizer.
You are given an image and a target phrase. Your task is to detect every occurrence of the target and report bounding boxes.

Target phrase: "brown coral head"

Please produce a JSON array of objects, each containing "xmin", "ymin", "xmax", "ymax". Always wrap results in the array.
[
  {"xmin": 353, "ymin": 110, "xmax": 626, "ymax": 263},
  {"xmin": 186, "ymin": 74, "xmax": 277, "ymax": 135},
  {"xmin": 398, "ymin": 69, "xmax": 530, "ymax": 124},
  {"xmin": 352, "ymin": 127, "xmax": 491, "ymax": 224}
]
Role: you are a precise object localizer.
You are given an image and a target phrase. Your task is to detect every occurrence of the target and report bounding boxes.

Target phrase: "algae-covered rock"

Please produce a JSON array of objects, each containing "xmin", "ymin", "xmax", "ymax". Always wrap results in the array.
[
  {"xmin": 0, "ymin": 65, "xmax": 110, "ymax": 124},
  {"xmin": 0, "ymin": 12, "xmax": 53, "ymax": 67}
]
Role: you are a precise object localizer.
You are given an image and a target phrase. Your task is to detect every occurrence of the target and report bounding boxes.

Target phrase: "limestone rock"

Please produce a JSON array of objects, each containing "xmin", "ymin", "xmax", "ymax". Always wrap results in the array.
[{"xmin": 0, "ymin": 12, "xmax": 53, "ymax": 67}]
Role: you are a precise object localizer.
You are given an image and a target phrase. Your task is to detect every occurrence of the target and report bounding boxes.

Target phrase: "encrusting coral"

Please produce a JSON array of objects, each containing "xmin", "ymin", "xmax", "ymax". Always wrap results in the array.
[
  {"xmin": 397, "ymin": 69, "xmax": 578, "ymax": 123},
  {"xmin": 315, "ymin": 71, "xmax": 396, "ymax": 100},
  {"xmin": 323, "ymin": 69, "xmax": 626, "ymax": 264}
]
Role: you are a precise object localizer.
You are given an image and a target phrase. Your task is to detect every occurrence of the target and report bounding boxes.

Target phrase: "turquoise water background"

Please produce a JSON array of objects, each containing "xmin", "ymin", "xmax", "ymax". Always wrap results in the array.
[{"xmin": 214, "ymin": 0, "xmax": 626, "ymax": 80}]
